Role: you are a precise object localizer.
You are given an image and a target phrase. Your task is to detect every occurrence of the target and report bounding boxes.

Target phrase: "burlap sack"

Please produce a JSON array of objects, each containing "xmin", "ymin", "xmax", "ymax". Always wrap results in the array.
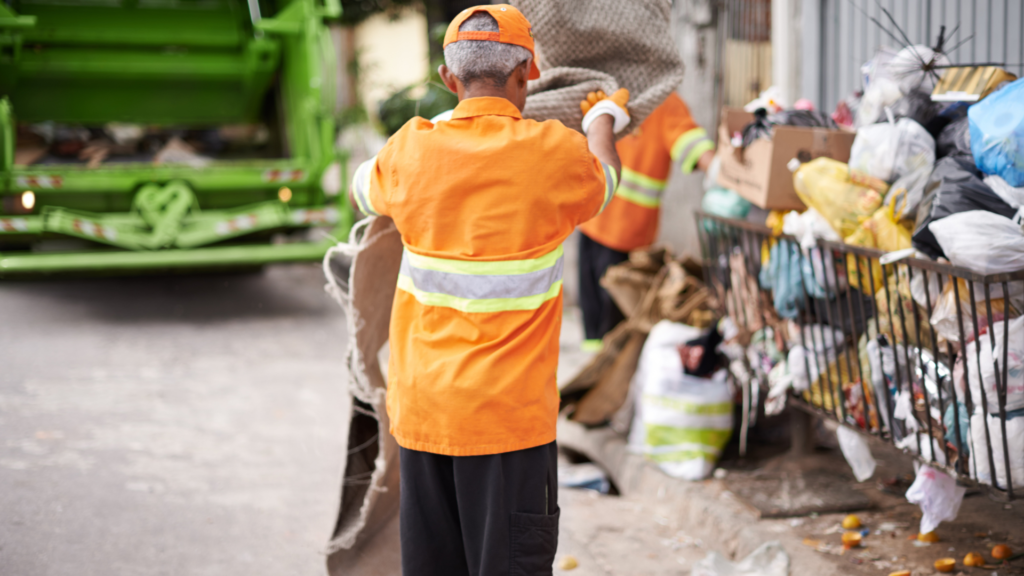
[
  {"xmin": 514, "ymin": 0, "xmax": 684, "ymax": 133},
  {"xmin": 324, "ymin": 216, "xmax": 403, "ymax": 576}
]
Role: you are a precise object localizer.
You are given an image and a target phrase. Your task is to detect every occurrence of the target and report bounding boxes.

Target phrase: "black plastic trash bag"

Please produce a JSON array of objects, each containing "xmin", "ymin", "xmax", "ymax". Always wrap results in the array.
[
  {"xmin": 936, "ymin": 116, "xmax": 972, "ymax": 160},
  {"xmin": 890, "ymin": 89, "xmax": 942, "ymax": 128},
  {"xmin": 740, "ymin": 108, "xmax": 774, "ymax": 148},
  {"xmin": 912, "ymin": 156, "xmax": 1017, "ymax": 259},
  {"xmin": 740, "ymin": 108, "xmax": 837, "ymax": 148}
]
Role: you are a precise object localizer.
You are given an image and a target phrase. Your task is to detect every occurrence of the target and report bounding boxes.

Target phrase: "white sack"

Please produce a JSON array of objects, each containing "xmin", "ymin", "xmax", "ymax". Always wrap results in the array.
[{"xmin": 929, "ymin": 210, "xmax": 1024, "ymax": 276}]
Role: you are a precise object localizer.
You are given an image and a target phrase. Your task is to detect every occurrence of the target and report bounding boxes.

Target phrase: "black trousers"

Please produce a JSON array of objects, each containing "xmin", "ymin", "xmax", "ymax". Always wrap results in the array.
[
  {"xmin": 578, "ymin": 232, "xmax": 630, "ymax": 341},
  {"xmin": 399, "ymin": 442, "xmax": 560, "ymax": 576}
]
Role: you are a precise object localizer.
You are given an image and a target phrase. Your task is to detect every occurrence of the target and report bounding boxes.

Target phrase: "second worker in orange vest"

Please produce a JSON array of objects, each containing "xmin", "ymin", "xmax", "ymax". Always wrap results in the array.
[
  {"xmin": 577, "ymin": 93, "xmax": 715, "ymax": 349},
  {"xmin": 350, "ymin": 5, "xmax": 627, "ymax": 575}
]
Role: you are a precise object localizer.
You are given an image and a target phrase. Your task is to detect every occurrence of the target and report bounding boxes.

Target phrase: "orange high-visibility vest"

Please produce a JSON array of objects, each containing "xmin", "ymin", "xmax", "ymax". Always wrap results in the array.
[
  {"xmin": 580, "ymin": 93, "xmax": 713, "ymax": 252},
  {"xmin": 351, "ymin": 97, "xmax": 615, "ymax": 456}
]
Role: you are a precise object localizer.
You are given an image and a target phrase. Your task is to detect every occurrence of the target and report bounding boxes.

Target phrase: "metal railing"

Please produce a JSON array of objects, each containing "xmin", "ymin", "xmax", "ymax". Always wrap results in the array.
[{"xmin": 696, "ymin": 210, "xmax": 1022, "ymax": 500}]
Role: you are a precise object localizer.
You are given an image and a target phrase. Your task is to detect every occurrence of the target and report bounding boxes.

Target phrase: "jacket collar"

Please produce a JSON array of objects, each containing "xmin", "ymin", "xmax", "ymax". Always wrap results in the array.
[{"xmin": 450, "ymin": 97, "xmax": 523, "ymax": 120}]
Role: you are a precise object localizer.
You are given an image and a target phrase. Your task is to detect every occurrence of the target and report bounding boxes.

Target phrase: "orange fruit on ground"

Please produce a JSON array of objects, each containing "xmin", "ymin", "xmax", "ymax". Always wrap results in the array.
[
  {"xmin": 934, "ymin": 558, "xmax": 956, "ymax": 572},
  {"xmin": 964, "ymin": 552, "xmax": 985, "ymax": 566},
  {"xmin": 888, "ymin": 571, "xmax": 911, "ymax": 576},
  {"xmin": 918, "ymin": 531, "xmax": 940, "ymax": 542},
  {"xmin": 992, "ymin": 544, "xmax": 1013, "ymax": 560},
  {"xmin": 842, "ymin": 531, "xmax": 862, "ymax": 547},
  {"xmin": 842, "ymin": 514, "xmax": 861, "ymax": 529}
]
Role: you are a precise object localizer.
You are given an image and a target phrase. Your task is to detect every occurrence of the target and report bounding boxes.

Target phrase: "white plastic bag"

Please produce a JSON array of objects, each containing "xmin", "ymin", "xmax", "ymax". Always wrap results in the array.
[
  {"xmin": 929, "ymin": 210, "xmax": 1024, "ymax": 275},
  {"xmin": 963, "ymin": 315, "xmax": 1024, "ymax": 414},
  {"xmin": 849, "ymin": 118, "xmax": 935, "ymax": 183},
  {"xmin": 692, "ymin": 541, "xmax": 790, "ymax": 576},
  {"xmin": 781, "ymin": 208, "xmax": 841, "ymax": 252},
  {"xmin": 629, "ymin": 321, "xmax": 733, "ymax": 481},
  {"xmin": 984, "ymin": 174, "xmax": 1024, "ymax": 209},
  {"xmin": 905, "ymin": 465, "xmax": 966, "ymax": 534},
  {"xmin": 889, "ymin": 45, "xmax": 950, "ymax": 94},
  {"xmin": 837, "ymin": 425, "xmax": 877, "ymax": 482},
  {"xmin": 968, "ymin": 412, "xmax": 1024, "ymax": 489}
]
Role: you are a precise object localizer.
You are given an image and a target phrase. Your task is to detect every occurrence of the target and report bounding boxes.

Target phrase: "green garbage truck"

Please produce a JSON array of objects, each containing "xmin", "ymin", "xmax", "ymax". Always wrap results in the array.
[{"xmin": 0, "ymin": 0, "xmax": 352, "ymax": 275}]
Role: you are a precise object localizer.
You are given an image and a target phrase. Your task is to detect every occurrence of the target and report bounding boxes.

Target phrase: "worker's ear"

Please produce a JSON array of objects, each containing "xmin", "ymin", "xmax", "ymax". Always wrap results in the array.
[{"xmin": 439, "ymin": 65, "xmax": 460, "ymax": 95}]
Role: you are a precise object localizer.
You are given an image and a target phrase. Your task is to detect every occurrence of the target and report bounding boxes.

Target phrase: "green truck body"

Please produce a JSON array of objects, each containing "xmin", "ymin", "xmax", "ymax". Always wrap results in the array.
[{"xmin": 0, "ymin": 0, "xmax": 352, "ymax": 275}]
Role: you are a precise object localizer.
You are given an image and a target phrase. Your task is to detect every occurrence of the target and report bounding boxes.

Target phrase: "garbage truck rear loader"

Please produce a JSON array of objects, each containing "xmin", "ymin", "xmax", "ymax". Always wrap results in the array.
[{"xmin": 0, "ymin": 0, "xmax": 352, "ymax": 275}]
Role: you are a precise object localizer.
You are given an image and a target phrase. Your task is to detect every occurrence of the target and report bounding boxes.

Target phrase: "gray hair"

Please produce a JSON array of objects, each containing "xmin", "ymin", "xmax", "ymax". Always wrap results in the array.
[{"xmin": 443, "ymin": 12, "xmax": 532, "ymax": 88}]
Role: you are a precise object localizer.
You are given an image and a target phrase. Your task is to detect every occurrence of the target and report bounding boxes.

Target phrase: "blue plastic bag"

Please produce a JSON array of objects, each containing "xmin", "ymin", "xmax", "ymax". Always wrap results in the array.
[{"xmin": 969, "ymin": 78, "xmax": 1024, "ymax": 186}]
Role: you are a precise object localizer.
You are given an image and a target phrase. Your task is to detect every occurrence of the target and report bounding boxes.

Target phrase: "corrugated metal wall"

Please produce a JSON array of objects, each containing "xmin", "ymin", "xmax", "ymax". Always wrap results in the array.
[{"xmin": 816, "ymin": 0, "xmax": 1024, "ymax": 112}]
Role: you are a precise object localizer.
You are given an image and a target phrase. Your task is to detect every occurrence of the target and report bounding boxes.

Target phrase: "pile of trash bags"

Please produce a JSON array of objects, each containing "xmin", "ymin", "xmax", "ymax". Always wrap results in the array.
[{"xmin": 708, "ymin": 50, "xmax": 1024, "ymax": 494}]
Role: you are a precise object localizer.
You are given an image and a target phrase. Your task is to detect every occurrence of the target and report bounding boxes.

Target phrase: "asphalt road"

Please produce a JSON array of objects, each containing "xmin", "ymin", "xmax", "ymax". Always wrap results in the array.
[{"xmin": 0, "ymin": 264, "xmax": 349, "ymax": 576}]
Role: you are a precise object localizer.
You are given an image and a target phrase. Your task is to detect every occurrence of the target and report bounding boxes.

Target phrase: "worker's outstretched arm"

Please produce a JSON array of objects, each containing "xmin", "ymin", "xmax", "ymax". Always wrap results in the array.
[
  {"xmin": 580, "ymin": 88, "xmax": 630, "ymax": 183},
  {"xmin": 586, "ymin": 115, "xmax": 620, "ymax": 181}
]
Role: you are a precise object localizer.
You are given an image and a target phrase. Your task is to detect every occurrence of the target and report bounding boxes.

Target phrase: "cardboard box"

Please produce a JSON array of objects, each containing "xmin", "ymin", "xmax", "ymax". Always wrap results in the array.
[
  {"xmin": 715, "ymin": 108, "xmax": 856, "ymax": 211},
  {"xmin": 932, "ymin": 66, "xmax": 1018, "ymax": 102}
]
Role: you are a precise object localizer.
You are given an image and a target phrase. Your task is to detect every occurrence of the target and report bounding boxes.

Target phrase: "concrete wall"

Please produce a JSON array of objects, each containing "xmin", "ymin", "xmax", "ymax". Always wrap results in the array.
[
  {"xmin": 658, "ymin": 0, "xmax": 721, "ymax": 259},
  {"xmin": 354, "ymin": 11, "xmax": 431, "ymax": 116}
]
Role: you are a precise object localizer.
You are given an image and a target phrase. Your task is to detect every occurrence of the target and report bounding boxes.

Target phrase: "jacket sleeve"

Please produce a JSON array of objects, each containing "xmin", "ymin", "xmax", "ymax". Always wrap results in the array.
[{"xmin": 662, "ymin": 95, "xmax": 715, "ymax": 174}]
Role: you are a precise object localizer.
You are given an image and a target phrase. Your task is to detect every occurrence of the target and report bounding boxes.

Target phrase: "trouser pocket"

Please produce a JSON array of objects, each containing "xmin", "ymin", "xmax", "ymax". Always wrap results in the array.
[{"xmin": 509, "ymin": 509, "xmax": 560, "ymax": 576}]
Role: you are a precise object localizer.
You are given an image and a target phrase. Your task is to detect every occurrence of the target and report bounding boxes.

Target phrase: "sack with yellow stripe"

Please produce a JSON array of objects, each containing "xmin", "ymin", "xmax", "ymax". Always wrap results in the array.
[{"xmin": 629, "ymin": 321, "xmax": 733, "ymax": 481}]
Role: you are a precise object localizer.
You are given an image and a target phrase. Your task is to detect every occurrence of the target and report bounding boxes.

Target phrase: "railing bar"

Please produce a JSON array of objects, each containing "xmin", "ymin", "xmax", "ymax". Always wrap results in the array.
[
  {"xmin": 815, "ymin": 241, "xmax": 847, "ymax": 423},
  {"xmin": 907, "ymin": 266, "xmax": 939, "ymax": 465},
  {"xmin": 743, "ymin": 228, "xmax": 771, "ymax": 432},
  {"xmin": 998, "ymin": 280, "xmax": 1013, "ymax": 499},
  {"xmin": 797, "ymin": 241, "xmax": 829, "ymax": 424},
  {"xmin": 849, "ymin": 254, "xmax": 874, "ymax": 434},
  {"xmin": 789, "ymin": 238, "xmax": 817, "ymax": 424},
  {"xmin": 920, "ymin": 268, "xmax": 953, "ymax": 468},
  {"xmin": 969, "ymin": 281, "xmax": 1000, "ymax": 491},
  {"xmin": 938, "ymin": 275, "xmax": 967, "ymax": 475},
  {"xmin": 865, "ymin": 254, "xmax": 897, "ymax": 444},
  {"xmin": 880, "ymin": 262, "xmax": 910, "ymax": 451},
  {"xmin": 892, "ymin": 263, "xmax": 924, "ymax": 459}
]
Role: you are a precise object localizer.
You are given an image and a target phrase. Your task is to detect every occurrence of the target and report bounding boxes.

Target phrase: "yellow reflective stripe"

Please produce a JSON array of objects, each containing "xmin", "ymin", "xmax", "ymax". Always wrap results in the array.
[
  {"xmin": 615, "ymin": 184, "xmax": 661, "ymax": 208},
  {"xmin": 405, "ymin": 244, "xmax": 563, "ymax": 276},
  {"xmin": 681, "ymin": 139, "xmax": 715, "ymax": 174},
  {"xmin": 351, "ymin": 157, "xmax": 380, "ymax": 216},
  {"xmin": 600, "ymin": 162, "xmax": 617, "ymax": 212},
  {"xmin": 670, "ymin": 127, "xmax": 709, "ymax": 163},
  {"xmin": 398, "ymin": 274, "xmax": 562, "ymax": 313},
  {"xmin": 621, "ymin": 167, "xmax": 667, "ymax": 191}
]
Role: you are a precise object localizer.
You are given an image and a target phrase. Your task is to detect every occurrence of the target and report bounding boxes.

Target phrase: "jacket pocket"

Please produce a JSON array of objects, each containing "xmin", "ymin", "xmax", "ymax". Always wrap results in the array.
[{"xmin": 510, "ymin": 508, "xmax": 560, "ymax": 576}]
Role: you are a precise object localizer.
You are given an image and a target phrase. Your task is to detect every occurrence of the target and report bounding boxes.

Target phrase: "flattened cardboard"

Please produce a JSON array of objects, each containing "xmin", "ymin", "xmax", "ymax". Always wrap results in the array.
[
  {"xmin": 932, "ymin": 66, "xmax": 1018, "ymax": 102},
  {"xmin": 716, "ymin": 108, "xmax": 855, "ymax": 211}
]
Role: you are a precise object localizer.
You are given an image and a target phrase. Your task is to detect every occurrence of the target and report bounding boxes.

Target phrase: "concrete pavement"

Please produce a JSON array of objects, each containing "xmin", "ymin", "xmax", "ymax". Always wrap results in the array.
[{"xmin": 0, "ymin": 265, "xmax": 349, "ymax": 576}]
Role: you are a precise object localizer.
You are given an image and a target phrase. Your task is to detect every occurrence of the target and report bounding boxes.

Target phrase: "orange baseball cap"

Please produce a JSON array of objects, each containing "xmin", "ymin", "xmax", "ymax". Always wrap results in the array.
[{"xmin": 442, "ymin": 4, "xmax": 541, "ymax": 80}]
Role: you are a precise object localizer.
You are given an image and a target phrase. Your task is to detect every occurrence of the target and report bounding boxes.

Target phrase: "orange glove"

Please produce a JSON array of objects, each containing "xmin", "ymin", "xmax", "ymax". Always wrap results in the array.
[
  {"xmin": 579, "ymin": 88, "xmax": 630, "ymax": 115},
  {"xmin": 580, "ymin": 88, "xmax": 631, "ymax": 134}
]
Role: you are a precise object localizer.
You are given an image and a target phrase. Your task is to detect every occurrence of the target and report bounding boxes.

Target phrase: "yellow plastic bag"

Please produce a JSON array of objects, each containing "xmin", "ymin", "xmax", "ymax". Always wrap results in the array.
[
  {"xmin": 793, "ymin": 158, "xmax": 885, "ymax": 239},
  {"xmin": 843, "ymin": 202, "xmax": 913, "ymax": 293}
]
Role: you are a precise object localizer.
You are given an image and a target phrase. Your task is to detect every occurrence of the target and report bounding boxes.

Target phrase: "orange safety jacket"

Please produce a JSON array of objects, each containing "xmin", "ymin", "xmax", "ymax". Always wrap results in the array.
[
  {"xmin": 351, "ymin": 97, "xmax": 616, "ymax": 456},
  {"xmin": 579, "ymin": 92, "xmax": 714, "ymax": 252}
]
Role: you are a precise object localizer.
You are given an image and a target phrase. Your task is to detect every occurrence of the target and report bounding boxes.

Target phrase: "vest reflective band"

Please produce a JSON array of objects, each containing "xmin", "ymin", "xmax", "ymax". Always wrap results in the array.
[
  {"xmin": 671, "ymin": 128, "xmax": 715, "ymax": 174},
  {"xmin": 397, "ymin": 245, "xmax": 564, "ymax": 313},
  {"xmin": 600, "ymin": 162, "xmax": 618, "ymax": 212},
  {"xmin": 616, "ymin": 167, "xmax": 666, "ymax": 208},
  {"xmin": 351, "ymin": 156, "xmax": 380, "ymax": 216}
]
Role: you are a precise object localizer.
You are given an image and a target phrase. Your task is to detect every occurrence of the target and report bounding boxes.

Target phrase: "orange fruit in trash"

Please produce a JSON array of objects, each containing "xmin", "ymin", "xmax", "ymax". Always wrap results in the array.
[
  {"xmin": 842, "ymin": 514, "xmax": 861, "ymax": 529},
  {"xmin": 888, "ymin": 571, "xmax": 911, "ymax": 576},
  {"xmin": 918, "ymin": 531, "xmax": 940, "ymax": 542},
  {"xmin": 992, "ymin": 544, "xmax": 1013, "ymax": 560},
  {"xmin": 842, "ymin": 531, "xmax": 862, "ymax": 547},
  {"xmin": 934, "ymin": 558, "xmax": 956, "ymax": 572},
  {"xmin": 964, "ymin": 552, "xmax": 985, "ymax": 566}
]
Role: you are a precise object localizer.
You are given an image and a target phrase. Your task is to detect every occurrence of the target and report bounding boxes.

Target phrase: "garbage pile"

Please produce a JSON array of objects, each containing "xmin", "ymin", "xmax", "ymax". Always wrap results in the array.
[
  {"xmin": 13, "ymin": 122, "xmax": 272, "ymax": 168},
  {"xmin": 702, "ymin": 42, "xmax": 1024, "ymax": 495}
]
